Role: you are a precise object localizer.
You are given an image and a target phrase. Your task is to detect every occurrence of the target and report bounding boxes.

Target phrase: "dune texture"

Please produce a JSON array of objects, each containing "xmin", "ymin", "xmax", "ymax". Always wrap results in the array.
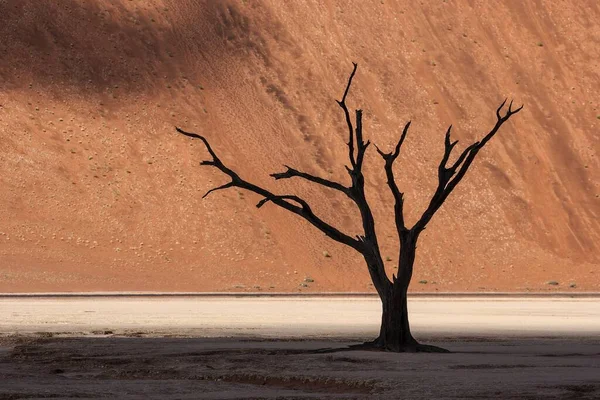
[{"xmin": 0, "ymin": 0, "xmax": 598, "ymax": 292}]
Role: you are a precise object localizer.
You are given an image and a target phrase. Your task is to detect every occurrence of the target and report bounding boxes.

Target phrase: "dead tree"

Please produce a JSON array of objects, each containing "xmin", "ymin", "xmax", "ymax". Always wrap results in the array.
[{"xmin": 176, "ymin": 63, "xmax": 522, "ymax": 352}]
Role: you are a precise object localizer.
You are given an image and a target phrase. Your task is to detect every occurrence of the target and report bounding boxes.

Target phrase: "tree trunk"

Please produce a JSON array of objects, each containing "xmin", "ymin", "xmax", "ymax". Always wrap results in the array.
[
  {"xmin": 371, "ymin": 233, "xmax": 419, "ymax": 352},
  {"xmin": 376, "ymin": 287, "xmax": 417, "ymax": 351}
]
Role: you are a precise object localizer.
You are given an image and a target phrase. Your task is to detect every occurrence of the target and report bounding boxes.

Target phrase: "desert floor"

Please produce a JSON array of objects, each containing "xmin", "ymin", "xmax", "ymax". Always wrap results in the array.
[
  {"xmin": 2, "ymin": 295, "xmax": 600, "ymax": 338},
  {"xmin": 1, "ymin": 296, "xmax": 599, "ymax": 399}
]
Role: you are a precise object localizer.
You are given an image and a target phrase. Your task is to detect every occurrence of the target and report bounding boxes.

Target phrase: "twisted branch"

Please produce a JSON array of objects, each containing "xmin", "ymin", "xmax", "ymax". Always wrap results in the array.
[{"xmin": 175, "ymin": 127, "xmax": 363, "ymax": 252}]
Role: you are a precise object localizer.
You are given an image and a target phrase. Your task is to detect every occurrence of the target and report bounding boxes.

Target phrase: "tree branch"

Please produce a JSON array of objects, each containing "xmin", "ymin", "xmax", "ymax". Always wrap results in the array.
[
  {"xmin": 333, "ymin": 65, "xmax": 391, "ymax": 294},
  {"xmin": 256, "ymin": 194, "xmax": 309, "ymax": 209},
  {"xmin": 176, "ymin": 127, "xmax": 226, "ymax": 170},
  {"xmin": 334, "ymin": 66, "xmax": 391, "ymax": 293},
  {"xmin": 176, "ymin": 127, "xmax": 364, "ymax": 252},
  {"xmin": 438, "ymin": 125, "xmax": 458, "ymax": 171},
  {"xmin": 357, "ymin": 235, "xmax": 393, "ymax": 298},
  {"xmin": 337, "ymin": 62, "xmax": 358, "ymax": 170},
  {"xmin": 413, "ymin": 99, "xmax": 523, "ymax": 232},
  {"xmin": 354, "ymin": 109, "xmax": 371, "ymax": 173},
  {"xmin": 374, "ymin": 121, "xmax": 412, "ymax": 235},
  {"xmin": 270, "ymin": 165, "xmax": 352, "ymax": 198},
  {"xmin": 202, "ymin": 181, "xmax": 235, "ymax": 199}
]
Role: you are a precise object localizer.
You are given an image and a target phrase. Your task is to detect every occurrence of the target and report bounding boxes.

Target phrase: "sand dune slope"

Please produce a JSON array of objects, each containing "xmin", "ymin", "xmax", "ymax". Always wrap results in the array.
[{"xmin": 0, "ymin": 0, "xmax": 598, "ymax": 292}]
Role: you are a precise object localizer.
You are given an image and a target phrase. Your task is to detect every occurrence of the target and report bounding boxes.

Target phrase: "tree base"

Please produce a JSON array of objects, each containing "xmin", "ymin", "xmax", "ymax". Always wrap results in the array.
[
  {"xmin": 312, "ymin": 339, "xmax": 450, "ymax": 354},
  {"xmin": 346, "ymin": 339, "xmax": 451, "ymax": 353}
]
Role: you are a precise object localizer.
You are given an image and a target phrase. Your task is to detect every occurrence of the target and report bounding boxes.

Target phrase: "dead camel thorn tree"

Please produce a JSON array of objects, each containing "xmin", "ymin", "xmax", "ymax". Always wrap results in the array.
[{"xmin": 176, "ymin": 63, "xmax": 523, "ymax": 353}]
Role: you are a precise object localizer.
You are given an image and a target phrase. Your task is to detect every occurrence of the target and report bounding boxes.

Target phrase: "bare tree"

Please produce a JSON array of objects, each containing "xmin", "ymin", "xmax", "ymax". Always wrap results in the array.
[{"xmin": 176, "ymin": 63, "xmax": 522, "ymax": 352}]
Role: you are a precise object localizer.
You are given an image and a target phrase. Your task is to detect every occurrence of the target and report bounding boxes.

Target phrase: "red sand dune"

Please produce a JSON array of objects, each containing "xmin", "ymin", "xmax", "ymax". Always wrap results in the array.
[{"xmin": 0, "ymin": 0, "xmax": 598, "ymax": 292}]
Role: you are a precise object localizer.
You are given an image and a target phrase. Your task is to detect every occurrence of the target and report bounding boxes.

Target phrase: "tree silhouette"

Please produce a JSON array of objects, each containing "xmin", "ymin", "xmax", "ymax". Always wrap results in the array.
[{"xmin": 176, "ymin": 63, "xmax": 522, "ymax": 352}]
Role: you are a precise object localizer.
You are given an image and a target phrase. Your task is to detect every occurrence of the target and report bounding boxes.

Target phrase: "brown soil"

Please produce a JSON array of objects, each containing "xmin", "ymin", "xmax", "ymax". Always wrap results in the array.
[{"xmin": 0, "ymin": 1, "xmax": 598, "ymax": 292}]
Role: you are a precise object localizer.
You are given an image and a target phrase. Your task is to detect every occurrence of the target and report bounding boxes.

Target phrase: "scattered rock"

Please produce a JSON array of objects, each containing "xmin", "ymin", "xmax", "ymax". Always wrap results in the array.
[{"xmin": 546, "ymin": 281, "xmax": 559, "ymax": 286}]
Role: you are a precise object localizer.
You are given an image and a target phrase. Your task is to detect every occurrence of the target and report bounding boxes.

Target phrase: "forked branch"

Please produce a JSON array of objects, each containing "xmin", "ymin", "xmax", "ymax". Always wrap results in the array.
[
  {"xmin": 374, "ymin": 121, "xmax": 412, "ymax": 235},
  {"xmin": 175, "ymin": 127, "xmax": 363, "ymax": 252},
  {"xmin": 413, "ymin": 99, "xmax": 523, "ymax": 232},
  {"xmin": 337, "ymin": 62, "xmax": 358, "ymax": 170},
  {"xmin": 333, "ymin": 65, "xmax": 390, "ymax": 294},
  {"xmin": 336, "ymin": 64, "xmax": 372, "ymax": 176}
]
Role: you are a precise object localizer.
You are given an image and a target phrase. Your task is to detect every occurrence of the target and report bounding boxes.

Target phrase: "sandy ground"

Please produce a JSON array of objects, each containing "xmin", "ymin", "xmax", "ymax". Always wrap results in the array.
[
  {"xmin": 1, "ymin": 296, "xmax": 600, "ymax": 338},
  {"xmin": 1, "ymin": 297, "xmax": 599, "ymax": 399}
]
